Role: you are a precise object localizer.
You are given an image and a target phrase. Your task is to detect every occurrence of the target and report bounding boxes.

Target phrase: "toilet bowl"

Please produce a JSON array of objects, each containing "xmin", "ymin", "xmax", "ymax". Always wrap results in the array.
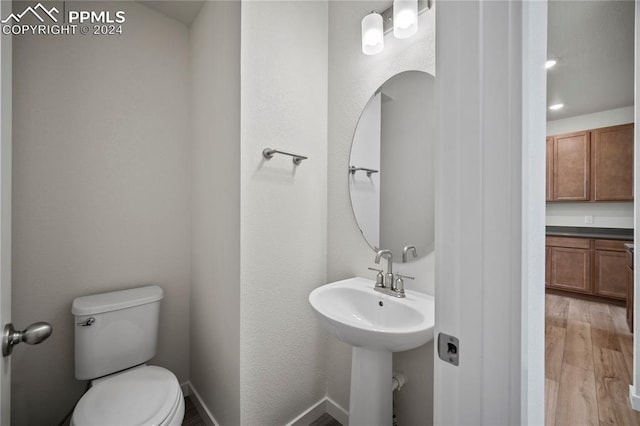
[
  {"xmin": 70, "ymin": 286, "xmax": 184, "ymax": 426},
  {"xmin": 71, "ymin": 365, "xmax": 185, "ymax": 426}
]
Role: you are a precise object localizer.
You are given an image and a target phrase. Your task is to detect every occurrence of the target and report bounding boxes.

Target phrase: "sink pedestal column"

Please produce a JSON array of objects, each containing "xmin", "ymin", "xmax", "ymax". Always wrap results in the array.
[{"xmin": 349, "ymin": 347, "xmax": 392, "ymax": 426}]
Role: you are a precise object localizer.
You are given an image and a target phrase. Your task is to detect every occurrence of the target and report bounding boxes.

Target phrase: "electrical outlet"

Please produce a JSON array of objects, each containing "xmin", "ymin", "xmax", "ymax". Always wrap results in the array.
[{"xmin": 585, "ymin": 215, "xmax": 594, "ymax": 224}]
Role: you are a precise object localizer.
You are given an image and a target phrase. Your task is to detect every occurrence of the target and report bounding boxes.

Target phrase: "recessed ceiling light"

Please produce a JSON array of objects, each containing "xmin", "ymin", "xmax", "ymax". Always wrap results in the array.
[
  {"xmin": 545, "ymin": 59, "xmax": 557, "ymax": 69},
  {"xmin": 549, "ymin": 103, "xmax": 564, "ymax": 111}
]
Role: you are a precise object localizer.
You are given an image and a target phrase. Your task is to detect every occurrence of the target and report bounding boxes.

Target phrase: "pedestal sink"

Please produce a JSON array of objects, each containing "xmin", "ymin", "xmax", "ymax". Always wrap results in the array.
[{"xmin": 309, "ymin": 277, "xmax": 435, "ymax": 426}]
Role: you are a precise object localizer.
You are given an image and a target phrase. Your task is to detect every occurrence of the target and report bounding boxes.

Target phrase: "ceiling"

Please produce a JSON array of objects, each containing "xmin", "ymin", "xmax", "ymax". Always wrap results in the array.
[
  {"xmin": 139, "ymin": 0, "xmax": 204, "ymax": 26},
  {"xmin": 547, "ymin": 0, "xmax": 634, "ymax": 120}
]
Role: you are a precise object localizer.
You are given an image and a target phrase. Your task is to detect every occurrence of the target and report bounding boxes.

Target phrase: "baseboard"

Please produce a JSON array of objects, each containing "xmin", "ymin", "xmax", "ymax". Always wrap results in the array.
[
  {"xmin": 325, "ymin": 397, "xmax": 349, "ymax": 426},
  {"xmin": 630, "ymin": 385, "xmax": 640, "ymax": 411},
  {"xmin": 186, "ymin": 382, "xmax": 219, "ymax": 426},
  {"xmin": 183, "ymin": 384, "xmax": 349, "ymax": 426},
  {"xmin": 286, "ymin": 398, "xmax": 327, "ymax": 426},
  {"xmin": 180, "ymin": 381, "xmax": 190, "ymax": 397},
  {"xmin": 286, "ymin": 396, "xmax": 349, "ymax": 426}
]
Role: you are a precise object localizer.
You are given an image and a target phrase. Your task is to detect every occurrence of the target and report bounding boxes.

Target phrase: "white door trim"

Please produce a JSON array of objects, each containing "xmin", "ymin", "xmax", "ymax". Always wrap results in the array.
[{"xmin": 0, "ymin": 0, "xmax": 12, "ymax": 422}]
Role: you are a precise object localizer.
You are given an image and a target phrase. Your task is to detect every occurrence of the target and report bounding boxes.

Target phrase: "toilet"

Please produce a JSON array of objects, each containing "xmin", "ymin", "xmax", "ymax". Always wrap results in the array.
[{"xmin": 70, "ymin": 285, "xmax": 185, "ymax": 426}]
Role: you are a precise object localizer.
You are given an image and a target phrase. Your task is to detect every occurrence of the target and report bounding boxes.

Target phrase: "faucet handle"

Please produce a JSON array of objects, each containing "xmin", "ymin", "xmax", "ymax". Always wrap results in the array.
[
  {"xmin": 393, "ymin": 273, "xmax": 414, "ymax": 296},
  {"xmin": 396, "ymin": 273, "xmax": 414, "ymax": 280},
  {"xmin": 368, "ymin": 267, "xmax": 385, "ymax": 287}
]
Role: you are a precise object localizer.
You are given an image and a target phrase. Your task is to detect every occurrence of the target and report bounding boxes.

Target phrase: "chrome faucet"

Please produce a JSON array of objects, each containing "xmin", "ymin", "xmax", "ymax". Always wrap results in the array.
[
  {"xmin": 402, "ymin": 245, "xmax": 418, "ymax": 263},
  {"xmin": 374, "ymin": 249, "xmax": 394, "ymax": 287},
  {"xmin": 372, "ymin": 249, "xmax": 409, "ymax": 298}
]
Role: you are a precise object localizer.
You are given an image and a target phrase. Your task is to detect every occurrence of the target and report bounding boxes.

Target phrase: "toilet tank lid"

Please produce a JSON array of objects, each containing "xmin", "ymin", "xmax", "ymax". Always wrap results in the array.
[{"xmin": 72, "ymin": 285, "xmax": 164, "ymax": 316}]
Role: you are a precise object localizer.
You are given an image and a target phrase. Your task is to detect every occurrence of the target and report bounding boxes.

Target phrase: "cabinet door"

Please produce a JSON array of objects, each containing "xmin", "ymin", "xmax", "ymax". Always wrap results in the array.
[
  {"xmin": 546, "ymin": 137, "xmax": 553, "ymax": 201},
  {"xmin": 549, "ymin": 246, "xmax": 591, "ymax": 293},
  {"xmin": 553, "ymin": 131, "xmax": 590, "ymax": 201},
  {"xmin": 594, "ymin": 249, "xmax": 628, "ymax": 300},
  {"xmin": 545, "ymin": 246, "xmax": 551, "ymax": 287},
  {"xmin": 591, "ymin": 123, "xmax": 634, "ymax": 201},
  {"xmin": 627, "ymin": 266, "xmax": 634, "ymax": 332}
]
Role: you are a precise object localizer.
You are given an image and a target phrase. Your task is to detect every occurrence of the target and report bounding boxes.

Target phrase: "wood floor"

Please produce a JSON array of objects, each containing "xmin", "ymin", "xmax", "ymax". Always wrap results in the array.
[
  {"xmin": 182, "ymin": 396, "xmax": 206, "ymax": 426},
  {"xmin": 546, "ymin": 293, "xmax": 640, "ymax": 426}
]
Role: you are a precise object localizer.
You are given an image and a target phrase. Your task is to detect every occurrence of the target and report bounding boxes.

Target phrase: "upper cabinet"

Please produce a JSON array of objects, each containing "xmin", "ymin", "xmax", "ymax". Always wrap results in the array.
[
  {"xmin": 547, "ymin": 123, "xmax": 634, "ymax": 202},
  {"xmin": 592, "ymin": 124, "xmax": 634, "ymax": 201},
  {"xmin": 552, "ymin": 131, "xmax": 591, "ymax": 201}
]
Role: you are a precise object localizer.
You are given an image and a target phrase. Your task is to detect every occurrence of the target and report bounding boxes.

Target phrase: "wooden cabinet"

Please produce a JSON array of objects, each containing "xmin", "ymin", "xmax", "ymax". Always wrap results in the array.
[
  {"xmin": 546, "ymin": 236, "xmax": 632, "ymax": 304},
  {"xmin": 547, "ymin": 237, "xmax": 591, "ymax": 294},
  {"xmin": 592, "ymin": 124, "xmax": 634, "ymax": 201},
  {"xmin": 546, "ymin": 137, "xmax": 554, "ymax": 201},
  {"xmin": 552, "ymin": 131, "xmax": 591, "ymax": 201},
  {"xmin": 547, "ymin": 123, "xmax": 633, "ymax": 202},
  {"xmin": 593, "ymin": 240, "xmax": 629, "ymax": 300},
  {"xmin": 545, "ymin": 246, "xmax": 551, "ymax": 286}
]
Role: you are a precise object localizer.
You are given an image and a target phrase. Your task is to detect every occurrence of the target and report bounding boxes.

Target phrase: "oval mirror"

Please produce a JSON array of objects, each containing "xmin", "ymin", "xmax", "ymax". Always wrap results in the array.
[{"xmin": 348, "ymin": 71, "xmax": 435, "ymax": 261}]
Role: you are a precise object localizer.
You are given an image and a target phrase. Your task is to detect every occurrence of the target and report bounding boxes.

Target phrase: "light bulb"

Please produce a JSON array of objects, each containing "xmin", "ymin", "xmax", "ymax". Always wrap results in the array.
[
  {"xmin": 393, "ymin": 0, "xmax": 418, "ymax": 39},
  {"xmin": 362, "ymin": 12, "xmax": 384, "ymax": 55},
  {"xmin": 549, "ymin": 103, "xmax": 564, "ymax": 111}
]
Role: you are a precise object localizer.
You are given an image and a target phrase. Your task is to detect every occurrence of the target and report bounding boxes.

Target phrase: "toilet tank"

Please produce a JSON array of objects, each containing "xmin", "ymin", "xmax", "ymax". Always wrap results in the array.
[{"xmin": 72, "ymin": 285, "xmax": 164, "ymax": 380}]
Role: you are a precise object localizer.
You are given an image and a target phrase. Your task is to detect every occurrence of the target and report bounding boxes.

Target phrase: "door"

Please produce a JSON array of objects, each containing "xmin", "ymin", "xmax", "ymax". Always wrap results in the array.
[
  {"xmin": 0, "ymin": 0, "xmax": 11, "ymax": 422},
  {"xmin": 435, "ymin": 0, "xmax": 546, "ymax": 424}
]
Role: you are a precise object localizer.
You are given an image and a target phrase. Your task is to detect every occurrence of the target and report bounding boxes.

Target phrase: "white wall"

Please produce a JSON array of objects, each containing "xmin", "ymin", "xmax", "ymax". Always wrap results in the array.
[
  {"xmin": 546, "ymin": 106, "xmax": 634, "ymax": 229},
  {"xmin": 11, "ymin": 2, "xmax": 191, "ymax": 424},
  {"xmin": 547, "ymin": 105, "xmax": 634, "ymax": 135},
  {"xmin": 189, "ymin": 2, "xmax": 241, "ymax": 425},
  {"xmin": 327, "ymin": 2, "xmax": 436, "ymax": 424},
  {"xmin": 239, "ymin": 1, "xmax": 329, "ymax": 424}
]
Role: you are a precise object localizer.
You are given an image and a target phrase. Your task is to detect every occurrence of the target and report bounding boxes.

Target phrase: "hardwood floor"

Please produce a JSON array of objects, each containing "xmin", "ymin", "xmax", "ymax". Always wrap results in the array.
[
  {"xmin": 546, "ymin": 293, "xmax": 640, "ymax": 425},
  {"xmin": 182, "ymin": 396, "xmax": 206, "ymax": 426}
]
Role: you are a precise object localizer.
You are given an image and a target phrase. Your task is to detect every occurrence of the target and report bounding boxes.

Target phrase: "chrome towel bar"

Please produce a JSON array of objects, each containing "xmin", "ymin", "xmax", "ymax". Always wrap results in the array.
[
  {"xmin": 349, "ymin": 166, "xmax": 379, "ymax": 177},
  {"xmin": 262, "ymin": 148, "xmax": 308, "ymax": 165}
]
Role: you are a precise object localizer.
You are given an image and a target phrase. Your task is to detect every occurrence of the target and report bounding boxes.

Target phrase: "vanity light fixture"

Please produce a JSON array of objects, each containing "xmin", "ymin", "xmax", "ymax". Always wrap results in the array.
[
  {"xmin": 361, "ymin": 11, "xmax": 384, "ymax": 55},
  {"xmin": 393, "ymin": 0, "xmax": 418, "ymax": 39},
  {"xmin": 361, "ymin": 0, "xmax": 430, "ymax": 56},
  {"xmin": 545, "ymin": 59, "xmax": 557, "ymax": 69},
  {"xmin": 549, "ymin": 103, "xmax": 564, "ymax": 111}
]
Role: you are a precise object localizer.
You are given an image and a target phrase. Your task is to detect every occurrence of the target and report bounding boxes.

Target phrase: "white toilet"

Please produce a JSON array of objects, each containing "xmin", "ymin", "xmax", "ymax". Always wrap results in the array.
[{"xmin": 70, "ymin": 285, "xmax": 185, "ymax": 426}]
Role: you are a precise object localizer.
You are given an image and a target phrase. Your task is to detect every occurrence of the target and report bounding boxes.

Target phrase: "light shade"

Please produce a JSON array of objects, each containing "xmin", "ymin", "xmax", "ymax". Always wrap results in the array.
[
  {"xmin": 393, "ymin": 0, "xmax": 418, "ymax": 39},
  {"xmin": 362, "ymin": 12, "xmax": 384, "ymax": 55}
]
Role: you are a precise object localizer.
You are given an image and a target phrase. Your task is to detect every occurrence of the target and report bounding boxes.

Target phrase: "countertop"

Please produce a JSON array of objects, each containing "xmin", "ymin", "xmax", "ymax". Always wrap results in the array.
[{"xmin": 546, "ymin": 226, "xmax": 633, "ymax": 241}]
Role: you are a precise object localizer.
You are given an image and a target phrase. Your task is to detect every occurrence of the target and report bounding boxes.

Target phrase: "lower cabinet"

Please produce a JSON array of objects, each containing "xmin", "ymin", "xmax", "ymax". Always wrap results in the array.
[{"xmin": 546, "ymin": 236, "xmax": 632, "ymax": 303}]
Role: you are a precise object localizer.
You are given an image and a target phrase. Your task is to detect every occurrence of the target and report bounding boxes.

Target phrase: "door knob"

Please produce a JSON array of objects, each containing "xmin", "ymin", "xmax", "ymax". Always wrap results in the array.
[{"xmin": 2, "ymin": 322, "xmax": 52, "ymax": 357}]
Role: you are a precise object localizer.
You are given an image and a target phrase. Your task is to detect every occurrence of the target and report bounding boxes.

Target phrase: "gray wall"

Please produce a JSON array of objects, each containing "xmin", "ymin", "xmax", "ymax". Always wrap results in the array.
[
  {"xmin": 189, "ymin": 1, "xmax": 241, "ymax": 425},
  {"xmin": 11, "ymin": 2, "xmax": 191, "ymax": 424},
  {"xmin": 239, "ymin": 1, "xmax": 329, "ymax": 424},
  {"xmin": 327, "ymin": 2, "xmax": 436, "ymax": 424}
]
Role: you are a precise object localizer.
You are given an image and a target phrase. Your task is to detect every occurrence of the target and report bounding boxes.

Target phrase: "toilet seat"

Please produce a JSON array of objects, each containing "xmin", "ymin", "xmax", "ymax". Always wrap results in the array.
[{"xmin": 71, "ymin": 365, "xmax": 184, "ymax": 426}]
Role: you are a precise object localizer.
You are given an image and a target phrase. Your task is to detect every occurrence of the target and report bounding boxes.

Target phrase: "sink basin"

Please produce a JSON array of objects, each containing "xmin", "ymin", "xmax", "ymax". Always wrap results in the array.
[{"xmin": 309, "ymin": 276, "xmax": 435, "ymax": 352}]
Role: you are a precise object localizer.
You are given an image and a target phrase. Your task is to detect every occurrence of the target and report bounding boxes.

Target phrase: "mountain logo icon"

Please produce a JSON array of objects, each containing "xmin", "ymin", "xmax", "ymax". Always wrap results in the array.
[{"xmin": 1, "ymin": 3, "xmax": 59, "ymax": 24}]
